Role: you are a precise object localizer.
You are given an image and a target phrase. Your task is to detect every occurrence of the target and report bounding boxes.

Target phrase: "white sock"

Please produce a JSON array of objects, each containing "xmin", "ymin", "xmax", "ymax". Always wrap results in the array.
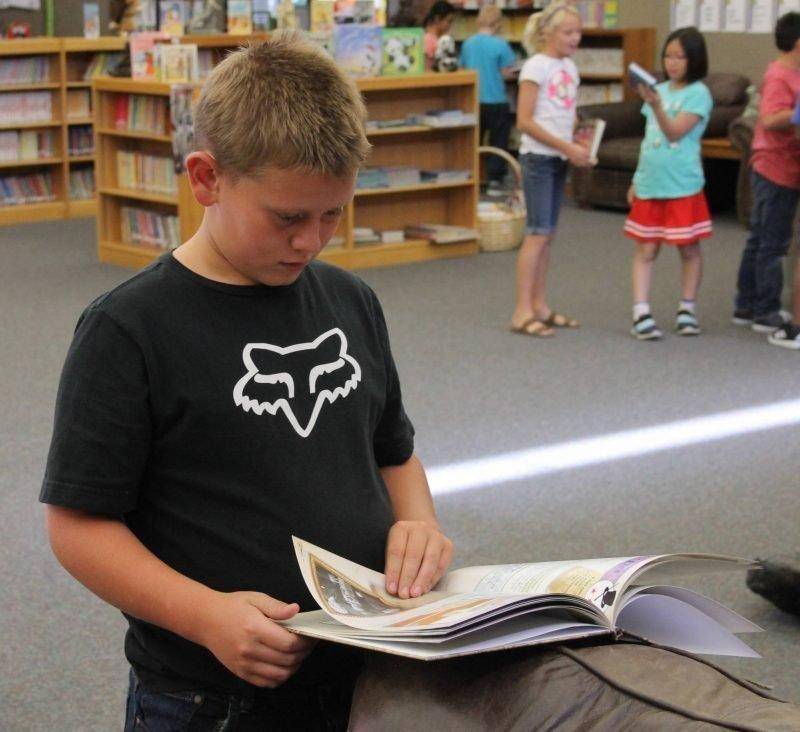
[
  {"xmin": 680, "ymin": 299, "xmax": 695, "ymax": 314},
  {"xmin": 633, "ymin": 302, "xmax": 650, "ymax": 321}
]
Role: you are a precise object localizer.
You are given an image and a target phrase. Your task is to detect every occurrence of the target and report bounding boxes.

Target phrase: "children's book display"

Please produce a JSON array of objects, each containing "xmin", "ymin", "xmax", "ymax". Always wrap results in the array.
[
  {"xmin": 160, "ymin": 1, "xmax": 188, "ymax": 36},
  {"xmin": 130, "ymin": 32, "xmax": 170, "ymax": 81},
  {"xmin": 83, "ymin": 2, "xmax": 100, "ymax": 39},
  {"xmin": 333, "ymin": 25, "xmax": 382, "ymax": 77},
  {"xmin": 156, "ymin": 43, "xmax": 200, "ymax": 83},
  {"xmin": 252, "ymin": 0, "xmax": 271, "ymax": 31},
  {"xmin": 381, "ymin": 28, "xmax": 423, "ymax": 76},
  {"xmin": 285, "ymin": 538, "xmax": 761, "ymax": 661},
  {"xmin": 311, "ymin": 0, "xmax": 335, "ymax": 32},
  {"xmin": 228, "ymin": 0, "xmax": 254, "ymax": 34},
  {"xmin": 187, "ymin": 0, "xmax": 227, "ymax": 34}
]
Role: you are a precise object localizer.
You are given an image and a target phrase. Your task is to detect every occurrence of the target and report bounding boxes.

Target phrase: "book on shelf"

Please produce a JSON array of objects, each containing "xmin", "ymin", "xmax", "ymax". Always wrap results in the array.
[
  {"xmin": 84, "ymin": 52, "xmax": 125, "ymax": 80},
  {"xmin": 0, "ymin": 171, "xmax": 55, "ymax": 206},
  {"xmin": 0, "ymin": 92, "xmax": 52, "ymax": 125},
  {"xmin": 404, "ymin": 223, "xmax": 478, "ymax": 244},
  {"xmin": 252, "ymin": 0, "xmax": 271, "ymax": 31},
  {"xmin": 66, "ymin": 89, "xmax": 91, "ymax": 120},
  {"xmin": 421, "ymin": 169, "xmax": 471, "ymax": 184},
  {"xmin": 0, "ymin": 130, "xmax": 56, "ymax": 162},
  {"xmin": 380, "ymin": 229, "xmax": 405, "ymax": 244},
  {"xmin": 69, "ymin": 166, "xmax": 95, "ymax": 200},
  {"xmin": 574, "ymin": 117, "xmax": 606, "ymax": 162},
  {"xmin": 356, "ymin": 166, "xmax": 422, "ymax": 189},
  {"xmin": 353, "ymin": 226, "xmax": 381, "ymax": 244},
  {"xmin": 186, "ymin": 0, "xmax": 227, "ymax": 34},
  {"xmin": 310, "ymin": 0, "xmax": 334, "ymax": 32},
  {"xmin": 381, "ymin": 28, "xmax": 424, "ymax": 76},
  {"xmin": 113, "ymin": 95, "xmax": 169, "ymax": 136},
  {"xmin": 334, "ymin": 25, "xmax": 383, "ymax": 78},
  {"xmin": 577, "ymin": 83, "xmax": 623, "ymax": 107},
  {"xmin": 130, "ymin": 31, "xmax": 171, "ymax": 81},
  {"xmin": 68, "ymin": 126, "xmax": 94, "ymax": 156},
  {"xmin": 121, "ymin": 204, "xmax": 181, "ymax": 250},
  {"xmin": 83, "ymin": 2, "xmax": 100, "ymax": 39},
  {"xmin": 0, "ymin": 55, "xmax": 50, "ymax": 84},
  {"xmin": 156, "ymin": 43, "xmax": 199, "ymax": 83},
  {"xmin": 284, "ymin": 538, "xmax": 760, "ymax": 661},
  {"xmin": 116, "ymin": 150, "xmax": 177, "ymax": 195},
  {"xmin": 422, "ymin": 110, "xmax": 477, "ymax": 128},
  {"xmin": 628, "ymin": 62, "xmax": 657, "ymax": 91},
  {"xmin": 159, "ymin": 0, "xmax": 188, "ymax": 36},
  {"xmin": 228, "ymin": 0, "xmax": 254, "ymax": 34}
]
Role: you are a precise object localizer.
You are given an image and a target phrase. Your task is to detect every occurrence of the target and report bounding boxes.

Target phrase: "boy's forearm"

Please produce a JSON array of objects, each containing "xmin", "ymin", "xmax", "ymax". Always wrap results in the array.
[
  {"xmin": 380, "ymin": 453, "xmax": 440, "ymax": 527},
  {"xmin": 761, "ymin": 109, "xmax": 793, "ymax": 130},
  {"xmin": 46, "ymin": 506, "xmax": 218, "ymax": 646}
]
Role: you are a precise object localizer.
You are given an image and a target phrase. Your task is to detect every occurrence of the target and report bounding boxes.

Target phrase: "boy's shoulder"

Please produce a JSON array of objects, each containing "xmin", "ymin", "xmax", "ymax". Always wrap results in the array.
[
  {"xmin": 85, "ymin": 255, "xmax": 172, "ymax": 319},
  {"xmin": 307, "ymin": 259, "xmax": 377, "ymax": 302}
]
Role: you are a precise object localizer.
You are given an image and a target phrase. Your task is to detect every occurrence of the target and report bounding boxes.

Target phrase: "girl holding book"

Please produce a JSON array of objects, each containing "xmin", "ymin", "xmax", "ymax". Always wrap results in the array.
[
  {"xmin": 510, "ymin": 2, "xmax": 592, "ymax": 338},
  {"xmin": 625, "ymin": 27, "xmax": 713, "ymax": 340},
  {"xmin": 423, "ymin": 1, "xmax": 456, "ymax": 71}
]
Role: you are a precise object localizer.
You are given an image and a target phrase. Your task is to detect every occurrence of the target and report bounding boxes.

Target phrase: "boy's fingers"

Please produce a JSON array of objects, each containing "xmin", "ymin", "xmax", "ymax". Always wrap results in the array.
[
  {"xmin": 398, "ymin": 532, "xmax": 428, "ymax": 599},
  {"xmin": 248, "ymin": 593, "xmax": 299, "ymax": 621},
  {"xmin": 409, "ymin": 542, "xmax": 444, "ymax": 597},
  {"xmin": 242, "ymin": 661, "xmax": 301, "ymax": 688},
  {"xmin": 384, "ymin": 525, "xmax": 409, "ymax": 594}
]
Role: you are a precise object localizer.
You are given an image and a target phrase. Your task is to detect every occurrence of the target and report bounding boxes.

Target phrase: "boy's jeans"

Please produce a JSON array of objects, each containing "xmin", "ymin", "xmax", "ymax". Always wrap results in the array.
[
  {"xmin": 735, "ymin": 170, "xmax": 800, "ymax": 317},
  {"xmin": 124, "ymin": 669, "xmax": 351, "ymax": 731}
]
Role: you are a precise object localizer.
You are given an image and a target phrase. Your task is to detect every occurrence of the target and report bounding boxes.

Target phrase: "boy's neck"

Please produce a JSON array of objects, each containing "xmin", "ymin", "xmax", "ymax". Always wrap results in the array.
[
  {"xmin": 173, "ymin": 226, "xmax": 257, "ymax": 286},
  {"xmin": 777, "ymin": 50, "xmax": 800, "ymax": 70}
]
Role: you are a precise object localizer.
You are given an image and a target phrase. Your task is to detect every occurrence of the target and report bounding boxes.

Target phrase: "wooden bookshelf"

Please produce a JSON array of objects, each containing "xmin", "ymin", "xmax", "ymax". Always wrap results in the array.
[
  {"xmin": 94, "ymin": 71, "xmax": 479, "ymax": 271},
  {"xmin": 0, "ymin": 34, "xmax": 271, "ymax": 226}
]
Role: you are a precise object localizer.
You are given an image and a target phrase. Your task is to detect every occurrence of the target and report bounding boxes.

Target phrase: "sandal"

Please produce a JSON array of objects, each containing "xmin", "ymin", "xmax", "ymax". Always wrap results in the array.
[
  {"xmin": 543, "ymin": 311, "xmax": 580, "ymax": 328},
  {"xmin": 510, "ymin": 318, "xmax": 555, "ymax": 338}
]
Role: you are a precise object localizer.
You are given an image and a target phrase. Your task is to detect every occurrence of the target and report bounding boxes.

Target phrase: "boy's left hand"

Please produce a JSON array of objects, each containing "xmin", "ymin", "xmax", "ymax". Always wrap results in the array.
[{"xmin": 384, "ymin": 520, "xmax": 454, "ymax": 599}]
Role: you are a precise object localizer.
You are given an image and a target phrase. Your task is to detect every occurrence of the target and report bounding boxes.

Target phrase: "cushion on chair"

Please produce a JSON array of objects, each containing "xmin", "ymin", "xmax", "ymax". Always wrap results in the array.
[
  {"xmin": 596, "ymin": 137, "xmax": 641, "ymax": 170},
  {"xmin": 348, "ymin": 639, "xmax": 800, "ymax": 732},
  {"xmin": 705, "ymin": 72, "xmax": 750, "ymax": 107}
]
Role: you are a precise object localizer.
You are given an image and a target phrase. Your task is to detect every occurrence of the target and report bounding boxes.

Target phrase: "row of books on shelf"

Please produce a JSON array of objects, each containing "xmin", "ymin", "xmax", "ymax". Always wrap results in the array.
[
  {"xmin": 0, "ymin": 130, "xmax": 56, "ymax": 162},
  {"xmin": 69, "ymin": 167, "xmax": 95, "ymax": 200},
  {"xmin": 352, "ymin": 224, "xmax": 478, "ymax": 245},
  {"xmin": 116, "ymin": 150, "xmax": 176, "ymax": 195},
  {"xmin": 128, "ymin": 0, "xmax": 271, "ymax": 37},
  {"xmin": 365, "ymin": 109, "xmax": 477, "ymax": 132},
  {"xmin": 0, "ymin": 92, "xmax": 52, "ymax": 125},
  {"xmin": 577, "ymin": 82, "xmax": 623, "ymax": 107},
  {"xmin": 82, "ymin": 52, "xmax": 125, "ymax": 80},
  {"xmin": 573, "ymin": 48, "xmax": 624, "ymax": 77},
  {"xmin": 68, "ymin": 126, "xmax": 94, "ymax": 156},
  {"xmin": 0, "ymin": 56, "xmax": 51, "ymax": 84},
  {"xmin": 0, "ymin": 171, "xmax": 55, "ymax": 206},
  {"xmin": 130, "ymin": 34, "xmax": 215, "ymax": 83},
  {"xmin": 112, "ymin": 95, "xmax": 168, "ymax": 136},
  {"xmin": 66, "ymin": 89, "xmax": 91, "ymax": 120},
  {"xmin": 356, "ymin": 166, "xmax": 471, "ymax": 189},
  {"xmin": 120, "ymin": 204, "xmax": 181, "ymax": 250}
]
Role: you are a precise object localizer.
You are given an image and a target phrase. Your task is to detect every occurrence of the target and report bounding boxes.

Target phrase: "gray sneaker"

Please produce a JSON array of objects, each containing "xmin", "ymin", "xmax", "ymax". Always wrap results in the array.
[
  {"xmin": 752, "ymin": 311, "xmax": 789, "ymax": 333},
  {"xmin": 631, "ymin": 314, "xmax": 663, "ymax": 340},
  {"xmin": 676, "ymin": 309, "xmax": 701, "ymax": 336}
]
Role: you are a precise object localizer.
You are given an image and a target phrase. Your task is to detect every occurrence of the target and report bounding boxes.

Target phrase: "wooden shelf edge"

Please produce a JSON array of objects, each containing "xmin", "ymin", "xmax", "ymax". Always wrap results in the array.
[
  {"xmin": 367, "ymin": 123, "xmax": 475, "ymax": 137},
  {"xmin": 355, "ymin": 180, "xmax": 474, "ymax": 197},
  {"xmin": 0, "ymin": 38, "xmax": 61, "ymax": 55},
  {"xmin": 0, "ymin": 156, "xmax": 63, "ymax": 169},
  {"xmin": 92, "ymin": 76, "xmax": 174, "ymax": 95},
  {"xmin": 99, "ymin": 186, "xmax": 179, "ymax": 206},
  {"xmin": 95, "ymin": 127, "xmax": 172, "ymax": 143},
  {"xmin": 0, "ymin": 81, "xmax": 60, "ymax": 90},
  {"xmin": 67, "ymin": 198, "xmax": 96, "ymax": 217},
  {"xmin": 98, "ymin": 239, "xmax": 167, "ymax": 269},
  {"xmin": 66, "ymin": 117, "xmax": 94, "ymax": 125},
  {"xmin": 0, "ymin": 120, "xmax": 62, "ymax": 131},
  {"xmin": 0, "ymin": 199, "xmax": 66, "ymax": 224},
  {"xmin": 357, "ymin": 70, "xmax": 477, "ymax": 92},
  {"xmin": 319, "ymin": 239, "xmax": 478, "ymax": 270}
]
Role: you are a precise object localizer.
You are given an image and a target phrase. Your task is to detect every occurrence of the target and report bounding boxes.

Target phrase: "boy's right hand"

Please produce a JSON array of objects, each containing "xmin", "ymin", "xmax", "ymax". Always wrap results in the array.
[
  {"xmin": 197, "ymin": 591, "xmax": 316, "ymax": 688},
  {"xmin": 565, "ymin": 142, "xmax": 593, "ymax": 168}
]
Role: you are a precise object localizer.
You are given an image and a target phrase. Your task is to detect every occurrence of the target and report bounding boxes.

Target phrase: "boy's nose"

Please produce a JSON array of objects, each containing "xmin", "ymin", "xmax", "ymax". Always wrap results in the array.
[{"xmin": 290, "ymin": 221, "xmax": 324, "ymax": 254}]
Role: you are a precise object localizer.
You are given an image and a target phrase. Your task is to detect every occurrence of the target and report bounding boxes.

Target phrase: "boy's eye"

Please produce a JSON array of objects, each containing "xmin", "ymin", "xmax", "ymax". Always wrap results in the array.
[{"xmin": 279, "ymin": 213, "xmax": 303, "ymax": 224}]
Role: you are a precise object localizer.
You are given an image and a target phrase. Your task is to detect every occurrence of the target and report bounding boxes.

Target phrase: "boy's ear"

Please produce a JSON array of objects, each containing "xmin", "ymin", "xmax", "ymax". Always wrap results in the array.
[{"xmin": 186, "ymin": 151, "xmax": 220, "ymax": 207}]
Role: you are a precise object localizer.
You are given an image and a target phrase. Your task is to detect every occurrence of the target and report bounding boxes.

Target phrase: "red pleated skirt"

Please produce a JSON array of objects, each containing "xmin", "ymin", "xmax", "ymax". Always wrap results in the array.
[{"xmin": 624, "ymin": 191, "xmax": 713, "ymax": 246}]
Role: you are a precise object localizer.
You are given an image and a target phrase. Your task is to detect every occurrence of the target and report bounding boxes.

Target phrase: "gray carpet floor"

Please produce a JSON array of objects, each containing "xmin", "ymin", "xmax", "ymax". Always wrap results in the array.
[{"xmin": 2, "ymin": 203, "xmax": 799, "ymax": 730}]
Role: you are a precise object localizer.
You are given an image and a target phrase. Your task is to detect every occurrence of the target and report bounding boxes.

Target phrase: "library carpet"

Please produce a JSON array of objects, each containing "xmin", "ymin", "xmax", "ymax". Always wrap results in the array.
[{"xmin": 2, "ymin": 204, "xmax": 799, "ymax": 730}]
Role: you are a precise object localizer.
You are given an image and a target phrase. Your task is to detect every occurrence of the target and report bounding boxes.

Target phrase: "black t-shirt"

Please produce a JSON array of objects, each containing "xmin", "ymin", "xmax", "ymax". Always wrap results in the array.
[{"xmin": 40, "ymin": 254, "xmax": 414, "ymax": 695}]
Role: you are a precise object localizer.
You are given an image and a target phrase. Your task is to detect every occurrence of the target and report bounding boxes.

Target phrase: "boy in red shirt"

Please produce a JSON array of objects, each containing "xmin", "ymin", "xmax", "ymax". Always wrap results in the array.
[{"xmin": 734, "ymin": 12, "xmax": 800, "ymax": 332}]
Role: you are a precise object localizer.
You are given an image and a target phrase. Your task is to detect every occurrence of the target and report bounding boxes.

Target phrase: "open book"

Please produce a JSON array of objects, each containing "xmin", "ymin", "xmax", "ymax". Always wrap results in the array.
[
  {"xmin": 283, "ymin": 538, "xmax": 761, "ymax": 661},
  {"xmin": 575, "ymin": 118, "xmax": 606, "ymax": 163},
  {"xmin": 628, "ymin": 61, "xmax": 658, "ymax": 90}
]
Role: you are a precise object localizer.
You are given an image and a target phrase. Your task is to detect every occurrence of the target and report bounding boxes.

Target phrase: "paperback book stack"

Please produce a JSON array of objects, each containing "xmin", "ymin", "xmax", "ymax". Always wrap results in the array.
[
  {"xmin": 113, "ymin": 95, "xmax": 169, "ymax": 135},
  {"xmin": 356, "ymin": 166, "xmax": 421, "ymax": 189},
  {"xmin": 116, "ymin": 150, "xmax": 177, "ymax": 195},
  {"xmin": 83, "ymin": 52, "xmax": 125, "ymax": 79},
  {"xmin": 0, "ymin": 130, "xmax": 55, "ymax": 162},
  {"xmin": 69, "ymin": 167, "xmax": 95, "ymax": 200},
  {"xmin": 0, "ymin": 172, "xmax": 55, "ymax": 206},
  {"xmin": 422, "ymin": 109, "xmax": 477, "ymax": 128},
  {"xmin": 0, "ymin": 93, "xmax": 51, "ymax": 124},
  {"xmin": 68, "ymin": 127, "xmax": 94, "ymax": 156},
  {"xmin": 120, "ymin": 205, "xmax": 181, "ymax": 250},
  {"xmin": 421, "ymin": 169, "xmax": 471, "ymax": 184},
  {"xmin": 0, "ymin": 56, "xmax": 50, "ymax": 83}
]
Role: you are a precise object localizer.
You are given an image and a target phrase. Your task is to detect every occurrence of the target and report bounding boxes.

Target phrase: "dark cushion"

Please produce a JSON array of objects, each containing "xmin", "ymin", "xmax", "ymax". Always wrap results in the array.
[
  {"xmin": 705, "ymin": 72, "xmax": 749, "ymax": 106},
  {"xmin": 706, "ymin": 104, "xmax": 746, "ymax": 137},
  {"xmin": 580, "ymin": 100, "xmax": 644, "ymax": 140},
  {"xmin": 596, "ymin": 137, "xmax": 641, "ymax": 170}
]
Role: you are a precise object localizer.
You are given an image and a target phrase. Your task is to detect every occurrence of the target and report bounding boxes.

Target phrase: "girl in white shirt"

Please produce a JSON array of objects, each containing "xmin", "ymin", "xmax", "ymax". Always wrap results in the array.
[{"xmin": 510, "ymin": 2, "xmax": 593, "ymax": 337}]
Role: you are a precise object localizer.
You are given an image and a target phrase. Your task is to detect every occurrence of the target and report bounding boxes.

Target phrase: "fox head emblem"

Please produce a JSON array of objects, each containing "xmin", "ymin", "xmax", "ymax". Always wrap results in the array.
[{"xmin": 232, "ymin": 328, "xmax": 361, "ymax": 438}]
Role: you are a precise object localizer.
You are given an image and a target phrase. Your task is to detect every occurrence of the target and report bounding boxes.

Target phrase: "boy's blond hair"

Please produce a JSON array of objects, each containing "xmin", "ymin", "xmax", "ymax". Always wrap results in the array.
[
  {"xmin": 477, "ymin": 5, "xmax": 502, "ymax": 30},
  {"xmin": 194, "ymin": 31, "xmax": 370, "ymax": 178},
  {"xmin": 522, "ymin": 2, "xmax": 581, "ymax": 56}
]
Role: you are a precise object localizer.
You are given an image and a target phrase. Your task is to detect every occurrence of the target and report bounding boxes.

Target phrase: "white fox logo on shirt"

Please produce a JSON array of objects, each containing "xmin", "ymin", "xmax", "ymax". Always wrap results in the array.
[{"xmin": 232, "ymin": 328, "xmax": 361, "ymax": 438}]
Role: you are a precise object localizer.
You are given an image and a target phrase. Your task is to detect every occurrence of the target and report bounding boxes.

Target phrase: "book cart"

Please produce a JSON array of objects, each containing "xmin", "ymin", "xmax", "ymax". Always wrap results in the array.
[
  {"xmin": 0, "ymin": 34, "xmax": 268, "ymax": 227},
  {"xmin": 93, "ymin": 70, "xmax": 479, "ymax": 271}
]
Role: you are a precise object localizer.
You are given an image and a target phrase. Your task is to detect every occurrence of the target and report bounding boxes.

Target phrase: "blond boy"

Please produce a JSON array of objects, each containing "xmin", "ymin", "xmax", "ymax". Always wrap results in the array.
[{"xmin": 41, "ymin": 33, "xmax": 452, "ymax": 729}]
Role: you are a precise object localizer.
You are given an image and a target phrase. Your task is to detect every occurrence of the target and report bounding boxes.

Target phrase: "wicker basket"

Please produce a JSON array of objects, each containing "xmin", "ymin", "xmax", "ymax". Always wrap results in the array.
[{"xmin": 477, "ymin": 146, "xmax": 526, "ymax": 252}]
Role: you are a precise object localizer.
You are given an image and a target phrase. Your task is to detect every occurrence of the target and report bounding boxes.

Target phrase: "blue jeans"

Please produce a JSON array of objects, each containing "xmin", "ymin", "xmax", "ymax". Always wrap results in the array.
[
  {"xmin": 521, "ymin": 153, "xmax": 568, "ymax": 235},
  {"xmin": 735, "ymin": 170, "xmax": 800, "ymax": 317},
  {"xmin": 124, "ymin": 669, "xmax": 351, "ymax": 731}
]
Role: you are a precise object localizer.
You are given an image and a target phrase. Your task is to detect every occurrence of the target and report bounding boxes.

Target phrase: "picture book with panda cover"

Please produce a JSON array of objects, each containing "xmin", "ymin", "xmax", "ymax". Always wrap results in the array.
[{"xmin": 381, "ymin": 28, "xmax": 424, "ymax": 76}]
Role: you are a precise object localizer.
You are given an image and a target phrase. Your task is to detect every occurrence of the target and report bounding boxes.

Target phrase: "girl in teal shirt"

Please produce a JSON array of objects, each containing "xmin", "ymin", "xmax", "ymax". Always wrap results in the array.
[{"xmin": 624, "ymin": 27, "xmax": 713, "ymax": 341}]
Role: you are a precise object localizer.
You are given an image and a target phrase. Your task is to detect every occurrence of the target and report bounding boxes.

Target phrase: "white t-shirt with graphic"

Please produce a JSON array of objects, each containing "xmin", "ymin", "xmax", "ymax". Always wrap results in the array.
[{"xmin": 518, "ymin": 53, "xmax": 579, "ymax": 158}]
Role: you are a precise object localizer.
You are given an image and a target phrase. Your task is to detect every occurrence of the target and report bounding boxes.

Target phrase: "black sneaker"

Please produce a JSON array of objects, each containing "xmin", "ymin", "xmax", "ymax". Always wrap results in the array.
[
  {"xmin": 731, "ymin": 308, "xmax": 753, "ymax": 326},
  {"xmin": 675, "ymin": 309, "xmax": 701, "ymax": 336},
  {"xmin": 768, "ymin": 323, "xmax": 800, "ymax": 350},
  {"xmin": 752, "ymin": 311, "xmax": 789, "ymax": 333},
  {"xmin": 631, "ymin": 314, "xmax": 662, "ymax": 340}
]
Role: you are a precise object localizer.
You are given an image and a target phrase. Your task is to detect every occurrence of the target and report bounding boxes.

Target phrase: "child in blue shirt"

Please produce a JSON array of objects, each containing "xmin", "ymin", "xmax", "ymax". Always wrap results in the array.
[
  {"xmin": 460, "ymin": 5, "xmax": 517, "ymax": 192},
  {"xmin": 624, "ymin": 27, "xmax": 713, "ymax": 341}
]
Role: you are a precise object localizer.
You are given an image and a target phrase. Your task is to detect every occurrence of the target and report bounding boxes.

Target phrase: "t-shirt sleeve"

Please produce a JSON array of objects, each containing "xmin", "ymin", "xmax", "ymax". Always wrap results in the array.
[
  {"xmin": 760, "ymin": 74, "xmax": 796, "ymax": 116},
  {"xmin": 369, "ymin": 294, "xmax": 415, "ymax": 467},
  {"xmin": 500, "ymin": 40, "xmax": 516, "ymax": 69},
  {"xmin": 519, "ymin": 55, "xmax": 547, "ymax": 85},
  {"xmin": 40, "ymin": 306, "xmax": 152, "ymax": 515},
  {"xmin": 682, "ymin": 83, "xmax": 713, "ymax": 120}
]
